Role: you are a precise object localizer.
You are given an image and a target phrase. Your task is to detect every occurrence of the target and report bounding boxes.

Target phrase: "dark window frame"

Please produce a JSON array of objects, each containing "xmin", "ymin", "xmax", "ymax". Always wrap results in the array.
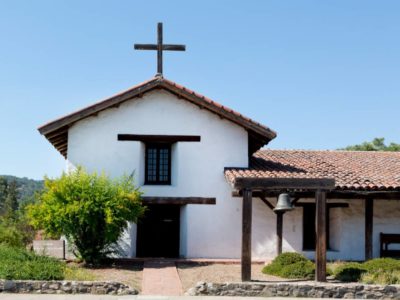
[
  {"xmin": 302, "ymin": 203, "xmax": 331, "ymax": 251},
  {"xmin": 145, "ymin": 143, "xmax": 172, "ymax": 185}
]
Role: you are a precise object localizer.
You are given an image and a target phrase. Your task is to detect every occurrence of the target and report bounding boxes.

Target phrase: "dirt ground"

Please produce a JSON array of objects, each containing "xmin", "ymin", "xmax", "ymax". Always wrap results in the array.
[
  {"xmin": 177, "ymin": 263, "xmax": 302, "ymax": 291},
  {"xmin": 67, "ymin": 262, "xmax": 143, "ymax": 291}
]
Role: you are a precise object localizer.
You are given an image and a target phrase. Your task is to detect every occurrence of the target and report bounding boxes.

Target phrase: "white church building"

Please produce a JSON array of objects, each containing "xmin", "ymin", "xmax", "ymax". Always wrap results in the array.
[{"xmin": 38, "ymin": 75, "xmax": 400, "ymax": 262}]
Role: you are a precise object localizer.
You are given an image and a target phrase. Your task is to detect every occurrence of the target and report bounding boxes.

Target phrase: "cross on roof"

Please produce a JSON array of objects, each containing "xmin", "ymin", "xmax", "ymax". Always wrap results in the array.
[{"xmin": 134, "ymin": 22, "xmax": 186, "ymax": 76}]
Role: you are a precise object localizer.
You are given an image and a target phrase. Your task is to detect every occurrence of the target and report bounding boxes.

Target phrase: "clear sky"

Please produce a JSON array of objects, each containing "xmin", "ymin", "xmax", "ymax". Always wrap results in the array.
[{"xmin": 0, "ymin": 1, "xmax": 399, "ymax": 179}]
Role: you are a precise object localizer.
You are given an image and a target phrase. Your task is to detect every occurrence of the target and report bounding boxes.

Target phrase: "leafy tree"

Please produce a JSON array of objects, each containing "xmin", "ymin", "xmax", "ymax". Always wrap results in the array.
[
  {"xmin": 27, "ymin": 168, "xmax": 145, "ymax": 264},
  {"xmin": 3, "ymin": 180, "xmax": 19, "ymax": 219},
  {"xmin": 0, "ymin": 177, "xmax": 36, "ymax": 247},
  {"xmin": 342, "ymin": 138, "xmax": 400, "ymax": 152},
  {"xmin": 0, "ymin": 178, "xmax": 7, "ymax": 214}
]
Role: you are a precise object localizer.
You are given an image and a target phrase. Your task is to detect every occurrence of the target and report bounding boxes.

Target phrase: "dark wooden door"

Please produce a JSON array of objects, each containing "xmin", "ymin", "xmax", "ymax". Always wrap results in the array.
[{"xmin": 136, "ymin": 205, "xmax": 180, "ymax": 258}]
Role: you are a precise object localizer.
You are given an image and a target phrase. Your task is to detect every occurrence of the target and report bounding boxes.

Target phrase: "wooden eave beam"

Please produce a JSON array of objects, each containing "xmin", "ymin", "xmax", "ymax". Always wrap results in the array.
[
  {"xmin": 118, "ymin": 134, "xmax": 201, "ymax": 143},
  {"xmin": 142, "ymin": 197, "xmax": 216, "ymax": 205},
  {"xmin": 49, "ymin": 134, "xmax": 67, "ymax": 145},
  {"xmin": 232, "ymin": 190, "xmax": 400, "ymax": 200},
  {"xmin": 38, "ymin": 79, "xmax": 161, "ymax": 135},
  {"xmin": 233, "ymin": 177, "xmax": 335, "ymax": 191},
  {"xmin": 159, "ymin": 82, "xmax": 277, "ymax": 141},
  {"xmin": 295, "ymin": 202, "xmax": 349, "ymax": 208},
  {"xmin": 44, "ymin": 127, "xmax": 68, "ymax": 140}
]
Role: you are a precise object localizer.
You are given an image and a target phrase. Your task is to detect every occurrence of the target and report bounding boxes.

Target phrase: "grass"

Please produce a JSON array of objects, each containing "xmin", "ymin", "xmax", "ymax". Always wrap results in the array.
[
  {"xmin": 0, "ymin": 244, "xmax": 65, "ymax": 280},
  {"xmin": 0, "ymin": 244, "xmax": 141, "ymax": 288},
  {"xmin": 64, "ymin": 265, "xmax": 97, "ymax": 281}
]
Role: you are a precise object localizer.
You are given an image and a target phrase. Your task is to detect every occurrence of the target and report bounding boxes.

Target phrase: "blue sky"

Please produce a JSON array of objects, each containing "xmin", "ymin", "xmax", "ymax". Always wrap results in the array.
[{"xmin": 0, "ymin": 1, "xmax": 399, "ymax": 179}]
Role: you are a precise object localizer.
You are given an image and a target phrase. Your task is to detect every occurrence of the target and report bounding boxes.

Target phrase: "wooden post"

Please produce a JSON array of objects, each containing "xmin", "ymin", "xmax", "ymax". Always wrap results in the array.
[
  {"xmin": 315, "ymin": 190, "xmax": 327, "ymax": 282},
  {"xmin": 241, "ymin": 188, "xmax": 252, "ymax": 281},
  {"xmin": 276, "ymin": 211, "xmax": 283, "ymax": 255},
  {"xmin": 365, "ymin": 198, "xmax": 374, "ymax": 260}
]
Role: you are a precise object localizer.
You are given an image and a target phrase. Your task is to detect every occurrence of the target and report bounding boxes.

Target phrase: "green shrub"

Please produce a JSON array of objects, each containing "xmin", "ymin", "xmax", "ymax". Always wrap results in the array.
[
  {"xmin": 0, "ymin": 216, "xmax": 35, "ymax": 248},
  {"xmin": 279, "ymin": 260, "xmax": 315, "ymax": 279},
  {"xmin": 333, "ymin": 262, "xmax": 367, "ymax": 282},
  {"xmin": 27, "ymin": 168, "xmax": 145, "ymax": 264},
  {"xmin": 263, "ymin": 252, "xmax": 315, "ymax": 279},
  {"xmin": 363, "ymin": 258, "xmax": 400, "ymax": 272},
  {"xmin": 0, "ymin": 223, "xmax": 25, "ymax": 248},
  {"xmin": 361, "ymin": 270, "xmax": 400, "ymax": 285},
  {"xmin": 0, "ymin": 245, "xmax": 65, "ymax": 280}
]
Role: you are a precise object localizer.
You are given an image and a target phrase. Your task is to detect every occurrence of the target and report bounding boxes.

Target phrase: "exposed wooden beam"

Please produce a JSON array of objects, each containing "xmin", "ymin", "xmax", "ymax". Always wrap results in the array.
[
  {"xmin": 233, "ymin": 177, "xmax": 335, "ymax": 191},
  {"xmin": 44, "ymin": 127, "xmax": 68, "ymax": 139},
  {"xmin": 38, "ymin": 79, "xmax": 161, "ymax": 135},
  {"xmin": 142, "ymin": 197, "xmax": 215, "ymax": 205},
  {"xmin": 232, "ymin": 190, "xmax": 400, "ymax": 200},
  {"xmin": 241, "ymin": 189, "xmax": 252, "ymax": 282},
  {"xmin": 295, "ymin": 202, "xmax": 349, "ymax": 208},
  {"xmin": 259, "ymin": 197, "xmax": 274, "ymax": 210},
  {"xmin": 160, "ymin": 81, "xmax": 276, "ymax": 141},
  {"xmin": 315, "ymin": 190, "xmax": 327, "ymax": 282},
  {"xmin": 118, "ymin": 134, "xmax": 201, "ymax": 143},
  {"xmin": 365, "ymin": 198, "xmax": 374, "ymax": 260}
]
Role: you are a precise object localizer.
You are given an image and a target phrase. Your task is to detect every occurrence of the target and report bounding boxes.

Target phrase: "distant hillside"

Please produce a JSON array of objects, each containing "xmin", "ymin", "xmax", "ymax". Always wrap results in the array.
[{"xmin": 0, "ymin": 175, "xmax": 44, "ymax": 204}]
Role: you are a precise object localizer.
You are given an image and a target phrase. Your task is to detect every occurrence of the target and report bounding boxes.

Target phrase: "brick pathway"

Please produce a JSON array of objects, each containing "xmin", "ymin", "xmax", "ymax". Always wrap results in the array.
[{"xmin": 141, "ymin": 260, "xmax": 183, "ymax": 296}]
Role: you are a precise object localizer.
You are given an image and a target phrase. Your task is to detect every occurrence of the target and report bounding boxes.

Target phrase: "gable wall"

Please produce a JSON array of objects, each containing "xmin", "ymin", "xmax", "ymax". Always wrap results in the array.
[{"xmin": 67, "ymin": 89, "xmax": 249, "ymax": 258}]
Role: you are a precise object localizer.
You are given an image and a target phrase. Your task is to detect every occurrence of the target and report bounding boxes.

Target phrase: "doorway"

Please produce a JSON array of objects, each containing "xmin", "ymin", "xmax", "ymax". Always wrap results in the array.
[{"xmin": 136, "ymin": 204, "xmax": 180, "ymax": 257}]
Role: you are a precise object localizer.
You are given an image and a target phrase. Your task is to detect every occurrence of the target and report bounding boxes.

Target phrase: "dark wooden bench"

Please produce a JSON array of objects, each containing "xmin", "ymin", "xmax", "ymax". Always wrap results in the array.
[{"xmin": 380, "ymin": 233, "xmax": 400, "ymax": 258}]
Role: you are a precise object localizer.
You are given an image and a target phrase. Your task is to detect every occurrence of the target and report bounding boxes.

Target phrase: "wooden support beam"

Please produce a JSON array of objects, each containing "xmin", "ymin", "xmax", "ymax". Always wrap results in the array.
[
  {"xmin": 365, "ymin": 198, "xmax": 374, "ymax": 260},
  {"xmin": 315, "ymin": 190, "xmax": 327, "ymax": 282},
  {"xmin": 142, "ymin": 197, "xmax": 216, "ymax": 205},
  {"xmin": 233, "ymin": 177, "xmax": 335, "ymax": 191},
  {"xmin": 259, "ymin": 197, "xmax": 274, "ymax": 210},
  {"xmin": 295, "ymin": 202, "xmax": 349, "ymax": 208},
  {"xmin": 118, "ymin": 134, "xmax": 201, "ymax": 143},
  {"xmin": 276, "ymin": 211, "xmax": 283, "ymax": 255},
  {"xmin": 232, "ymin": 190, "xmax": 400, "ymax": 200},
  {"xmin": 241, "ymin": 188, "xmax": 252, "ymax": 282}
]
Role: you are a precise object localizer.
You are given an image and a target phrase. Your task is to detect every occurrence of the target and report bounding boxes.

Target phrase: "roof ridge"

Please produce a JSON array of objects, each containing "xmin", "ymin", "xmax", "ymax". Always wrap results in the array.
[{"xmin": 259, "ymin": 148, "xmax": 400, "ymax": 155}]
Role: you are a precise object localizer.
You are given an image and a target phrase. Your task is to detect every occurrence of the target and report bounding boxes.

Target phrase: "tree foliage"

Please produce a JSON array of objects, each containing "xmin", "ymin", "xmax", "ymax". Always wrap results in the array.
[
  {"xmin": 0, "ymin": 176, "xmax": 41, "ymax": 248},
  {"xmin": 342, "ymin": 138, "xmax": 400, "ymax": 152},
  {"xmin": 27, "ymin": 168, "xmax": 145, "ymax": 264}
]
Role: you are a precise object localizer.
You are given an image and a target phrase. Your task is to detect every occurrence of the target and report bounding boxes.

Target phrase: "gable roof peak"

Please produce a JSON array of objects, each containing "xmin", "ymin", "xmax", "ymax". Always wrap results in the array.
[{"xmin": 38, "ymin": 77, "xmax": 277, "ymax": 158}]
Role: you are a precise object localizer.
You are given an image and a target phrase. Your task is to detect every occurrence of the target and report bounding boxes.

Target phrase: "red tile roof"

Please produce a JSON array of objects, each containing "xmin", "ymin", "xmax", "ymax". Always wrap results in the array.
[
  {"xmin": 225, "ymin": 149, "xmax": 400, "ymax": 191},
  {"xmin": 38, "ymin": 76, "xmax": 277, "ymax": 158}
]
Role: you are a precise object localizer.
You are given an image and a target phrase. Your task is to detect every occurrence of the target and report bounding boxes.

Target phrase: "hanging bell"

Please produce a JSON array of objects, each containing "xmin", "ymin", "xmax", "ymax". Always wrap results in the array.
[{"xmin": 273, "ymin": 193, "xmax": 294, "ymax": 212}]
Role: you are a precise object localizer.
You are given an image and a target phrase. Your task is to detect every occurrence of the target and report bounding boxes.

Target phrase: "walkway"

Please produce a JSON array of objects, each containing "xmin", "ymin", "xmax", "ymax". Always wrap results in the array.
[{"xmin": 141, "ymin": 260, "xmax": 183, "ymax": 296}]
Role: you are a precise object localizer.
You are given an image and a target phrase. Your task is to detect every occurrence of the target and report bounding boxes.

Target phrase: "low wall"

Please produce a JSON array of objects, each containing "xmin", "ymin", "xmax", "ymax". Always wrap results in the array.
[
  {"xmin": 188, "ymin": 282, "xmax": 400, "ymax": 299},
  {"xmin": 0, "ymin": 280, "xmax": 138, "ymax": 295}
]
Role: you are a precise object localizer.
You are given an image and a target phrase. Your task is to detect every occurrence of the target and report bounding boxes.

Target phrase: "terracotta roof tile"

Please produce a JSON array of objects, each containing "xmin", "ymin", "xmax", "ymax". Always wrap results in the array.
[{"xmin": 225, "ymin": 149, "xmax": 400, "ymax": 191}]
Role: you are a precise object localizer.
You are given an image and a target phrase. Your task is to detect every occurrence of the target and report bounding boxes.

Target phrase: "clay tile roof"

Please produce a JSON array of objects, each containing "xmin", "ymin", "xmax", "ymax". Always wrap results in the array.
[
  {"xmin": 225, "ymin": 149, "xmax": 400, "ymax": 191},
  {"xmin": 38, "ymin": 76, "xmax": 276, "ymax": 158}
]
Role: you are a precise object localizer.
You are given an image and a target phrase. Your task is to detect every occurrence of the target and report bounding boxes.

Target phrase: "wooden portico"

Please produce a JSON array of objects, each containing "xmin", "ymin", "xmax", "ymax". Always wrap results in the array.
[
  {"xmin": 232, "ymin": 177, "xmax": 336, "ymax": 282},
  {"xmin": 226, "ymin": 149, "xmax": 400, "ymax": 282},
  {"xmin": 232, "ymin": 178, "xmax": 400, "ymax": 282}
]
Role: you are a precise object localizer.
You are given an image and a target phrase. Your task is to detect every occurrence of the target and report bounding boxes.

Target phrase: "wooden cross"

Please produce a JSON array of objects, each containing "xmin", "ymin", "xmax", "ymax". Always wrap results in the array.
[{"xmin": 134, "ymin": 22, "xmax": 186, "ymax": 76}]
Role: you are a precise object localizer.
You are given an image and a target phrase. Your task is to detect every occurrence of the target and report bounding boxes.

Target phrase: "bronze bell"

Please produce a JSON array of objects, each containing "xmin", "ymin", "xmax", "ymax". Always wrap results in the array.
[{"xmin": 273, "ymin": 193, "xmax": 294, "ymax": 212}]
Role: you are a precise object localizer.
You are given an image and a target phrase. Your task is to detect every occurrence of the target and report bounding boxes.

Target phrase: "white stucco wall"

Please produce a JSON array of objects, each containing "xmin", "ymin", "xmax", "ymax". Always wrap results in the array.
[
  {"xmin": 66, "ymin": 88, "xmax": 400, "ymax": 261},
  {"xmin": 67, "ymin": 89, "xmax": 249, "ymax": 258},
  {"xmin": 253, "ymin": 198, "xmax": 400, "ymax": 261}
]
